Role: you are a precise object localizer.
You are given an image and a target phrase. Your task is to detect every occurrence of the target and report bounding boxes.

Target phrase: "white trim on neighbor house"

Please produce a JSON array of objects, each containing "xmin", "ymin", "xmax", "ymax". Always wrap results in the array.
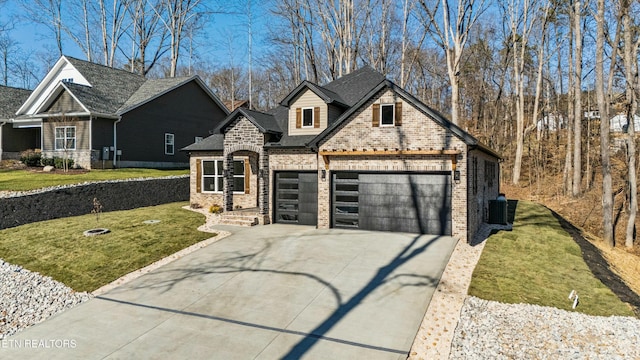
[
  {"xmin": 16, "ymin": 56, "xmax": 90, "ymax": 116},
  {"xmin": 165, "ymin": 133, "xmax": 175, "ymax": 155},
  {"xmin": 380, "ymin": 103, "xmax": 395, "ymax": 127},
  {"xmin": 201, "ymin": 158, "xmax": 246, "ymax": 194},
  {"xmin": 33, "ymin": 82, "xmax": 91, "ymax": 115},
  {"xmin": 55, "ymin": 126, "xmax": 76, "ymax": 150},
  {"xmin": 302, "ymin": 107, "xmax": 314, "ymax": 128}
]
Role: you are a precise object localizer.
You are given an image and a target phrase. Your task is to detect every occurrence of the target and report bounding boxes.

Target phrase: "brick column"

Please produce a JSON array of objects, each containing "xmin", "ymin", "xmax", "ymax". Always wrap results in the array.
[
  {"xmin": 258, "ymin": 151, "xmax": 269, "ymax": 215},
  {"xmin": 223, "ymin": 151, "xmax": 234, "ymax": 211}
]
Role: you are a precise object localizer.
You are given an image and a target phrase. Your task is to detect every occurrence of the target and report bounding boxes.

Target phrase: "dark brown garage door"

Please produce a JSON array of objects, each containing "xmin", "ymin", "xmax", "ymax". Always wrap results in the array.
[
  {"xmin": 332, "ymin": 172, "xmax": 452, "ymax": 235},
  {"xmin": 274, "ymin": 172, "xmax": 318, "ymax": 226}
]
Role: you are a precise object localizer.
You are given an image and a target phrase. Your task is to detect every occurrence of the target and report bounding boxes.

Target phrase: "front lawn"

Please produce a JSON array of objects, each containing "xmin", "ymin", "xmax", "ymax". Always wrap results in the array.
[
  {"xmin": 0, "ymin": 168, "xmax": 188, "ymax": 192},
  {"xmin": 469, "ymin": 200, "xmax": 635, "ymax": 317},
  {"xmin": 0, "ymin": 202, "xmax": 212, "ymax": 292}
]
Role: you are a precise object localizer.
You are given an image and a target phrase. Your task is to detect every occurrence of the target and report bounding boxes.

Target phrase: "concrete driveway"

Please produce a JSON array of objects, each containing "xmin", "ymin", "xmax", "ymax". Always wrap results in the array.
[{"xmin": 2, "ymin": 225, "xmax": 457, "ymax": 359}]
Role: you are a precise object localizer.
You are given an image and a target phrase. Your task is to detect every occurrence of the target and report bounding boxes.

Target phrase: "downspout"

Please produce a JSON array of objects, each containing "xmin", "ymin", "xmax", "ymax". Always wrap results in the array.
[
  {"xmin": 113, "ymin": 116, "xmax": 122, "ymax": 167},
  {"xmin": 0, "ymin": 121, "xmax": 5, "ymax": 161}
]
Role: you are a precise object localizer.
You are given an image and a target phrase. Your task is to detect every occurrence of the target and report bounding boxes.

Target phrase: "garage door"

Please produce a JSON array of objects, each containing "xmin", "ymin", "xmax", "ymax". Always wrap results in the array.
[
  {"xmin": 274, "ymin": 172, "xmax": 318, "ymax": 226},
  {"xmin": 332, "ymin": 172, "xmax": 452, "ymax": 234}
]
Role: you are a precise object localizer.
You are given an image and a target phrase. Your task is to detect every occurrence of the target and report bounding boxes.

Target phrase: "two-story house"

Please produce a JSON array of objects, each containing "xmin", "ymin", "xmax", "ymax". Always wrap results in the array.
[{"xmin": 183, "ymin": 66, "xmax": 500, "ymax": 242}]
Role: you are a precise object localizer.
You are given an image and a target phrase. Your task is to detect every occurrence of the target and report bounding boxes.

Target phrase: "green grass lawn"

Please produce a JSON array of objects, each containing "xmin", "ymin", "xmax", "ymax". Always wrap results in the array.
[
  {"xmin": 0, "ymin": 202, "xmax": 212, "ymax": 292},
  {"xmin": 469, "ymin": 200, "xmax": 635, "ymax": 317},
  {"xmin": 0, "ymin": 168, "xmax": 188, "ymax": 192}
]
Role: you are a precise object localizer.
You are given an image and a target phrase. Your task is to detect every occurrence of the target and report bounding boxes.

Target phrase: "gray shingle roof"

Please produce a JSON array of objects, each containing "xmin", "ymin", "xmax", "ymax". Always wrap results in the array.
[
  {"xmin": 322, "ymin": 65, "xmax": 386, "ymax": 106},
  {"xmin": 182, "ymin": 133, "xmax": 224, "ymax": 152},
  {"xmin": 65, "ymin": 57, "xmax": 146, "ymax": 114},
  {"xmin": 117, "ymin": 76, "xmax": 193, "ymax": 114},
  {"xmin": 0, "ymin": 86, "xmax": 32, "ymax": 119}
]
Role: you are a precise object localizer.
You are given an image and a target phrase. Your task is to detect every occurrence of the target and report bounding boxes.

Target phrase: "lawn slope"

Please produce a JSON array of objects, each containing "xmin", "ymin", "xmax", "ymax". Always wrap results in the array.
[{"xmin": 469, "ymin": 200, "xmax": 635, "ymax": 317}]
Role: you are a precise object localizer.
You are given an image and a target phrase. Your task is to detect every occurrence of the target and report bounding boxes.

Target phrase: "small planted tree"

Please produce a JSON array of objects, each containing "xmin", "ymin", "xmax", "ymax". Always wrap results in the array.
[{"xmin": 91, "ymin": 197, "xmax": 103, "ymax": 223}]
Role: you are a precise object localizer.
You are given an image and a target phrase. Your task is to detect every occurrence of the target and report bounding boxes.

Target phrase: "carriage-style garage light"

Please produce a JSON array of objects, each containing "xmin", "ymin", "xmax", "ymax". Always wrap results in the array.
[{"xmin": 321, "ymin": 169, "xmax": 327, "ymax": 181}]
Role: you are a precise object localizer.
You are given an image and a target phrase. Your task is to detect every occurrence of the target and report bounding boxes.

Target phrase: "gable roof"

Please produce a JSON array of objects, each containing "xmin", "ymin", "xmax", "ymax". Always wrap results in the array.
[
  {"xmin": 308, "ymin": 79, "xmax": 500, "ymax": 159},
  {"xmin": 217, "ymin": 107, "xmax": 281, "ymax": 135},
  {"xmin": 280, "ymin": 81, "xmax": 348, "ymax": 107},
  {"xmin": 65, "ymin": 56, "xmax": 146, "ymax": 114},
  {"xmin": 0, "ymin": 86, "xmax": 32, "ymax": 120}
]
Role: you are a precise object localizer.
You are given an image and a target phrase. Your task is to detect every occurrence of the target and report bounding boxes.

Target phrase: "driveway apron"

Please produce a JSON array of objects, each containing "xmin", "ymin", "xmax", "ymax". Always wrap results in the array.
[{"xmin": 1, "ymin": 224, "xmax": 457, "ymax": 359}]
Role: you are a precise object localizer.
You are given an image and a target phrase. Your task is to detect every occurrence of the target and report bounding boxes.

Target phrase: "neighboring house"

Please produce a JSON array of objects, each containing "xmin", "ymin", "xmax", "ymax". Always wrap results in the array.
[
  {"xmin": 0, "ymin": 85, "xmax": 35, "ymax": 161},
  {"xmin": 184, "ymin": 66, "xmax": 501, "ymax": 242},
  {"xmin": 7, "ymin": 56, "xmax": 228, "ymax": 169},
  {"xmin": 610, "ymin": 113, "xmax": 640, "ymax": 133}
]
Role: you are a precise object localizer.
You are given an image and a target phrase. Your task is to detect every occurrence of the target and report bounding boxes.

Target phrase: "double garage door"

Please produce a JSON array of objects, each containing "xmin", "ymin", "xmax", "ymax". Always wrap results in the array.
[{"xmin": 274, "ymin": 171, "xmax": 452, "ymax": 235}]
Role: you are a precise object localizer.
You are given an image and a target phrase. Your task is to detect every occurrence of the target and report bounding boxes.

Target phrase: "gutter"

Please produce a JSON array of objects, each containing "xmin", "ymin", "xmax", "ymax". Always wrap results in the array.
[
  {"xmin": 113, "ymin": 117, "xmax": 122, "ymax": 167},
  {"xmin": 0, "ymin": 121, "xmax": 5, "ymax": 161}
]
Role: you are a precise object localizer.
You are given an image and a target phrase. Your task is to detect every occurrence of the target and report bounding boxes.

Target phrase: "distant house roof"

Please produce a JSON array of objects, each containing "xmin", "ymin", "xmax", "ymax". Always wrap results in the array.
[
  {"xmin": 223, "ymin": 100, "xmax": 249, "ymax": 112},
  {"xmin": 0, "ymin": 86, "xmax": 31, "ymax": 120}
]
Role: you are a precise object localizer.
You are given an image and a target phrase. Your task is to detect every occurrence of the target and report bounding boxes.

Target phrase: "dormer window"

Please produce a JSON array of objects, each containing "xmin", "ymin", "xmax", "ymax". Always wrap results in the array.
[
  {"xmin": 295, "ymin": 106, "xmax": 320, "ymax": 129},
  {"xmin": 302, "ymin": 107, "xmax": 314, "ymax": 128}
]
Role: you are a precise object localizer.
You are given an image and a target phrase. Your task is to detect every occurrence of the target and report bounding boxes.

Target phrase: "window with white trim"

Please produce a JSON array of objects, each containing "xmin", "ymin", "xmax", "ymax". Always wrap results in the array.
[
  {"xmin": 380, "ymin": 104, "xmax": 395, "ymax": 126},
  {"xmin": 302, "ymin": 107, "xmax": 314, "ymax": 127},
  {"xmin": 201, "ymin": 160, "xmax": 245, "ymax": 193},
  {"xmin": 165, "ymin": 133, "xmax": 175, "ymax": 155},
  {"xmin": 55, "ymin": 126, "xmax": 76, "ymax": 150},
  {"xmin": 194, "ymin": 136, "xmax": 203, "ymax": 143}
]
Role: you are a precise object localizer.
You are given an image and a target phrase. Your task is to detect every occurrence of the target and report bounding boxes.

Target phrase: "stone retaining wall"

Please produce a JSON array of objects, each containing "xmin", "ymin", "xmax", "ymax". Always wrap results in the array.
[{"xmin": 0, "ymin": 177, "xmax": 188, "ymax": 230}]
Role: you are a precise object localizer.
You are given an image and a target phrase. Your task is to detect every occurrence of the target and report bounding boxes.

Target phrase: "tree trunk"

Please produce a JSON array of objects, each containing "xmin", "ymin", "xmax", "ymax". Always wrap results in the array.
[{"xmin": 572, "ymin": 0, "xmax": 582, "ymax": 197}]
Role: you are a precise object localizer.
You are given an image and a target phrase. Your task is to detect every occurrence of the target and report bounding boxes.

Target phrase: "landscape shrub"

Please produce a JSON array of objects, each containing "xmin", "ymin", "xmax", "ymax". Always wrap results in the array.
[
  {"xmin": 209, "ymin": 204, "xmax": 222, "ymax": 214},
  {"xmin": 19, "ymin": 149, "xmax": 41, "ymax": 167},
  {"xmin": 40, "ymin": 157, "xmax": 75, "ymax": 169}
]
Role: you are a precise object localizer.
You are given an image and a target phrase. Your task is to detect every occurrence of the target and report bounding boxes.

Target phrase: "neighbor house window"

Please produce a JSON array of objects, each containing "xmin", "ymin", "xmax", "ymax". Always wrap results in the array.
[
  {"xmin": 55, "ymin": 126, "xmax": 76, "ymax": 150},
  {"xmin": 302, "ymin": 107, "xmax": 314, "ymax": 127},
  {"xmin": 165, "ymin": 133, "xmax": 175, "ymax": 155},
  {"xmin": 201, "ymin": 159, "xmax": 245, "ymax": 193},
  {"xmin": 380, "ymin": 104, "xmax": 395, "ymax": 126},
  {"xmin": 194, "ymin": 136, "xmax": 203, "ymax": 143}
]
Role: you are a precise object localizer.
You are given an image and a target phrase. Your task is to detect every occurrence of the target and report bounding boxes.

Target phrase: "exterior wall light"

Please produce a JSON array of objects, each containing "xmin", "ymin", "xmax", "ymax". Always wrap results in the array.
[{"xmin": 321, "ymin": 169, "xmax": 327, "ymax": 181}]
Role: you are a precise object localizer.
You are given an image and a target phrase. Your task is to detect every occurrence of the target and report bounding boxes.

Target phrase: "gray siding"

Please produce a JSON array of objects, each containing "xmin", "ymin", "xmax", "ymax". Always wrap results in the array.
[
  {"xmin": 42, "ymin": 117, "xmax": 90, "ymax": 151},
  {"xmin": 117, "ymin": 81, "xmax": 226, "ymax": 167}
]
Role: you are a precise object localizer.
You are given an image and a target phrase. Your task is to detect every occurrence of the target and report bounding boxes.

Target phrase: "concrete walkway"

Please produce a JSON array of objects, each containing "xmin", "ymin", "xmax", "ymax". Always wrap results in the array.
[{"xmin": 1, "ymin": 225, "xmax": 457, "ymax": 359}]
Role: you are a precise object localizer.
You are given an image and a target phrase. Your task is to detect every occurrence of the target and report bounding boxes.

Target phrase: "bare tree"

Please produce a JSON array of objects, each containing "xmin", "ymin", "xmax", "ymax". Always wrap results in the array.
[
  {"xmin": 620, "ymin": 0, "xmax": 638, "ymax": 248},
  {"xmin": 596, "ymin": 0, "xmax": 614, "ymax": 246},
  {"xmin": 157, "ymin": 0, "xmax": 205, "ymax": 77},
  {"xmin": 419, "ymin": 0, "xmax": 488, "ymax": 126},
  {"xmin": 572, "ymin": 0, "xmax": 584, "ymax": 197},
  {"xmin": 125, "ymin": 0, "xmax": 168, "ymax": 76},
  {"xmin": 20, "ymin": 0, "xmax": 64, "ymax": 56},
  {"xmin": 505, "ymin": 0, "xmax": 549, "ymax": 185}
]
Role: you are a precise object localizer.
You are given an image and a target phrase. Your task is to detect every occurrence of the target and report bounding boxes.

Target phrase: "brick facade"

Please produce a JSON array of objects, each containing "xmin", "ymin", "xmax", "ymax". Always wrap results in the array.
[
  {"xmin": 188, "ymin": 88, "xmax": 499, "ymax": 243},
  {"xmin": 318, "ymin": 89, "xmax": 470, "ymax": 241}
]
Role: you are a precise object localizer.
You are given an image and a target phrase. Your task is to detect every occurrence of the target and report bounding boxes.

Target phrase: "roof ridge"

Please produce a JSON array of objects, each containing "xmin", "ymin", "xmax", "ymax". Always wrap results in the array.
[{"xmin": 64, "ymin": 55, "xmax": 145, "ymax": 79}]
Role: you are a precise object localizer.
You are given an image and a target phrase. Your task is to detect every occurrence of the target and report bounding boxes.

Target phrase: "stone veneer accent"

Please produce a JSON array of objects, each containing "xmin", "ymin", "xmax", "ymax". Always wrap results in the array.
[
  {"xmin": 42, "ymin": 150, "xmax": 92, "ymax": 169},
  {"xmin": 223, "ymin": 116, "xmax": 267, "ymax": 214}
]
